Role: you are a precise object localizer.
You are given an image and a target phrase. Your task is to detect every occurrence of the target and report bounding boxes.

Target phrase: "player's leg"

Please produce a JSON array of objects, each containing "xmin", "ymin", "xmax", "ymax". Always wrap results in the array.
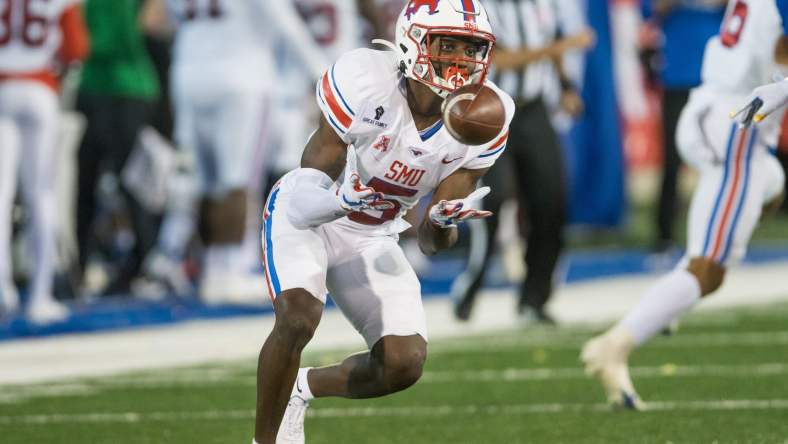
[
  {"xmin": 200, "ymin": 89, "xmax": 269, "ymax": 301},
  {"xmin": 0, "ymin": 110, "xmax": 21, "ymax": 315},
  {"xmin": 142, "ymin": 86, "xmax": 201, "ymax": 293},
  {"xmin": 582, "ymin": 112, "xmax": 779, "ymax": 408},
  {"xmin": 303, "ymin": 233, "xmax": 428, "ymax": 397},
  {"xmin": 274, "ymin": 231, "xmax": 428, "ymax": 443},
  {"xmin": 17, "ymin": 84, "xmax": 67, "ymax": 323},
  {"xmin": 451, "ymin": 156, "xmax": 513, "ymax": 321},
  {"xmin": 105, "ymin": 97, "xmax": 156, "ymax": 294},
  {"xmin": 513, "ymin": 99, "xmax": 567, "ymax": 322},
  {"xmin": 254, "ymin": 182, "xmax": 329, "ymax": 444},
  {"xmin": 256, "ymin": 288, "xmax": 324, "ymax": 444},
  {"xmin": 655, "ymin": 88, "xmax": 690, "ymax": 251},
  {"xmin": 75, "ymin": 92, "xmax": 107, "ymax": 275}
]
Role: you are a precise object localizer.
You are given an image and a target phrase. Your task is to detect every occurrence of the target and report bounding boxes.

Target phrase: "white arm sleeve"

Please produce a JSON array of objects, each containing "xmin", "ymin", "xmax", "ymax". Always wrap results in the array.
[
  {"xmin": 263, "ymin": 1, "xmax": 332, "ymax": 79},
  {"xmin": 286, "ymin": 168, "xmax": 348, "ymax": 230}
]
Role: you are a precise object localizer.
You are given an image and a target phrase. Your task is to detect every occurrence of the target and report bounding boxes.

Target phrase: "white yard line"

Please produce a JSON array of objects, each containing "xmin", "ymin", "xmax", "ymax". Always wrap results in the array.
[
  {"xmin": 430, "ymin": 330, "xmax": 788, "ymax": 353},
  {"xmin": 3, "ymin": 399, "xmax": 788, "ymax": 425},
  {"xmin": 4, "ymin": 361, "xmax": 788, "ymax": 405},
  {"xmin": 1, "ymin": 259, "xmax": 787, "ymax": 385}
]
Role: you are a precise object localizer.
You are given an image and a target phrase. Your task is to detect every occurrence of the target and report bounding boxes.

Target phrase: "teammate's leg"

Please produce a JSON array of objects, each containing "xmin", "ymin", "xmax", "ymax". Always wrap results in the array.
[
  {"xmin": 582, "ymin": 120, "xmax": 782, "ymax": 408},
  {"xmin": 0, "ymin": 115, "xmax": 21, "ymax": 314},
  {"xmin": 18, "ymin": 85, "xmax": 63, "ymax": 321},
  {"xmin": 201, "ymin": 90, "xmax": 269, "ymax": 300},
  {"xmin": 255, "ymin": 288, "xmax": 323, "ymax": 444}
]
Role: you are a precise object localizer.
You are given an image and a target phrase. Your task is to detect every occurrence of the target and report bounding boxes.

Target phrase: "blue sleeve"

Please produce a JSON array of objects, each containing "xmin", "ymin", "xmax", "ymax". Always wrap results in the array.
[{"xmin": 779, "ymin": 0, "xmax": 788, "ymax": 35}]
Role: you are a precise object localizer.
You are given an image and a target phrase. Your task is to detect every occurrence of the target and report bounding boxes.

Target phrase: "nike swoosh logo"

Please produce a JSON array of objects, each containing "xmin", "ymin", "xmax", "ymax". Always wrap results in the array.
[
  {"xmin": 296, "ymin": 378, "xmax": 303, "ymax": 393},
  {"xmin": 442, "ymin": 156, "xmax": 463, "ymax": 164}
]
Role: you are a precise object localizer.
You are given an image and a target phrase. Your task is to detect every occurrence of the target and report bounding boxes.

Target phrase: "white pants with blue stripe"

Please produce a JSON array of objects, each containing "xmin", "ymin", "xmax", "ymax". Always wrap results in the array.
[
  {"xmin": 260, "ymin": 173, "xmax": 427, "ymax": 348},
  {"xmin": 677, "ymin": 90, "xmax": 785, "ymax": 266}
]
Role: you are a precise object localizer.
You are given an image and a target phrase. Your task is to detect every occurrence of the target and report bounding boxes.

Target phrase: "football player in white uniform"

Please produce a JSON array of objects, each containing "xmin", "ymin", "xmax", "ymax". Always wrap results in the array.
[
  {"xmin": 582, "ymin": 0, "xmax": 787, "ymax": 410},
  {"xmin": 734, "ymin": 0, "xmax": 788, "ymax": 123},
  {"xmin": 151, "ymin": 0, "xmax": 329, "ymax": 301},
  {"xmin": 253, "ymin": 1, "xmax": 514, "ymax": 443},
  {"xmin": 270, "ymin": 0, "xmax": 361, "ymax": 183},
  {"xmin": 0, "ymin": 0, "xmax": 89, "ymax": 322}
]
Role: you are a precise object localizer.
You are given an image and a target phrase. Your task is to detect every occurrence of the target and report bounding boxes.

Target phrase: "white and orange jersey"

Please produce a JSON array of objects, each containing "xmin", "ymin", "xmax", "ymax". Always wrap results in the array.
[
  {"xmin": 167, "ymin": 0, "xmax": 275, "ymax": 88},
  {"xmin": 700, "ymin": 0, "xmax": 785, "ymax": 95},
  {"xmin": 315, "ymin": 48, "xmax": 514, "ymax": 234},
  {"xmin": 0, "ymin": 0, "xmax": 88, "ymax": 88}
]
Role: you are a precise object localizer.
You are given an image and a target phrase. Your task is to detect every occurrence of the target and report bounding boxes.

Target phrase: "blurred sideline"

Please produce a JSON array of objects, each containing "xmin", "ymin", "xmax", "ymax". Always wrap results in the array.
[{"xmin": 1, "ymin": 254, "xmax": 787, "ymax": 385}]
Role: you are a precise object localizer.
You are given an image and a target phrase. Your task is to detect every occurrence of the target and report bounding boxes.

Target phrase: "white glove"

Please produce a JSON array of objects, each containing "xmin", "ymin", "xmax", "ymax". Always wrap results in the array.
[
  {"xmin": 429, "ymin": 186, "xmax": 493, "ymax": 228},
  {"xmin": 732, "ymin": 77, "xmax": 788, "ymax": 126},
  {"xmin": 337, "ymin": 146, "xmax": 388, "ymax": 212}
]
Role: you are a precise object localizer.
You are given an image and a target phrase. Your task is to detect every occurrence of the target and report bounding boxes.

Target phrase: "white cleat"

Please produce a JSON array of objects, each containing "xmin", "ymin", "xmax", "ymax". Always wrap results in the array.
[
  {"xmin": 581, "ymin": 327, "xmax": 645, "ymax": 411},
  {"xmin": 0, "ymin": 285, "xmax": 20, "ymax": 318},
  {"xmin": 26, "ymin": 298, "xmax": 70, "ymax": 325},
  {"xmin": 276, "ymin": 395, "xmax": 309, "ymax": 444}
]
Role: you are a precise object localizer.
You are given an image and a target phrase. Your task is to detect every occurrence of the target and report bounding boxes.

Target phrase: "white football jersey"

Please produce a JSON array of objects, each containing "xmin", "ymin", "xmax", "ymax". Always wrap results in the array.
[
  {"xmin": 316, "ymin": 48, "xmax": 515, "ymax": 235},
  {"xmin": 0, "ymin": 0, "xmax": 79, "ymax": 73},
  {"xmin": 700, "ymin": 0, "xmax": 785, "ymax": 94},
  {"xmin": 168, "ymin": 0, "xmax": 275, "ymax": 86}
]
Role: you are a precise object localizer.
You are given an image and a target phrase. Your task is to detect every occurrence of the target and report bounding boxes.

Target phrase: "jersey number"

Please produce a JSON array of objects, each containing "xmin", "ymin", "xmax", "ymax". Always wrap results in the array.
[
  {"xmin": 182, "ymin": 0, "xmax": 223, "ymax": 21},
  {"xmin": 720, "ymin": 0, "xmax": 748, "ymax": 48},
  {"xmin": 0, "ymin": 0, "xmax": 50, "ymax": 47},
  {"xmin": 295, "ymin": 1, "xmax": 337, "ymax": 46},
  {"xmin": 348, "ymin": 177, "xmax": 417, "ymax": 226}
]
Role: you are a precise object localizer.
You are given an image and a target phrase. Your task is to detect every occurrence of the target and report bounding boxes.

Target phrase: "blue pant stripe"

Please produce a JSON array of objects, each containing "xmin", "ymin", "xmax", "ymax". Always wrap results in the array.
[
  {"xmin": 265, "ymin": 189, "xmax": 281, "ymax": 295},
  {"xmin": 702, "ymin": 124, "xmax": 737, "ymax": 257},
  {"xmin": 719, "ymin": 127, "xmax": 757, "ymax": 263}
]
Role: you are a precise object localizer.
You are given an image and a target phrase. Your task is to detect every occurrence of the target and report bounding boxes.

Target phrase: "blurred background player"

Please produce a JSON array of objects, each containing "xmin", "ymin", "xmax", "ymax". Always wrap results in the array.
[
  {"xmin": 75, "ymin": 0, "xmax": 161, "ymax": 297},
  {"xmin": 0, "ymin": 0, "xmax": 89, "ymax": 322},
  {"xmin": 451, "ymin": 0, "xmax": 595, "ymax": 324},
  {"xmin": 582, "ymin": 0, "xmax": 788, "ymax": 409},
  {"xmin": 141, "ymin": 0, "xmax": 331, "ymax": 302},
  {"xmin": 267, "ymin": 0, "xmax": 363, "ymax": 193},
  {"xmin": 641, "ymin": 0, "xmax": 726, "ymax": 254}
]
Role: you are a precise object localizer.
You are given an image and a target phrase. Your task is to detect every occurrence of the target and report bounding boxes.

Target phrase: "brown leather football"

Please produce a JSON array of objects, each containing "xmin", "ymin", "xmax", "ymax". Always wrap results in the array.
[{"xmin": 442, "ymin": 84, "xmax": 506, "ymax": 146}]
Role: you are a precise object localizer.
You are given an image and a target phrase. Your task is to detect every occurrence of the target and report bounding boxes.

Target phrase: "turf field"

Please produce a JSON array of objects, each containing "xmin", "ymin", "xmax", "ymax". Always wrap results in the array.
[{"xmin": 2, "ymin": 302, "xmax": 788, "ymax": 444}]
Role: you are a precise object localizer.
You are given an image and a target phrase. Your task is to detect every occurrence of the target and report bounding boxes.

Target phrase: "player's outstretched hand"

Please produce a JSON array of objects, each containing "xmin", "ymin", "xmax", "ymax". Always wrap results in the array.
[
  {"xmin": 429, "ymin": 186, "xmax": 493, "ymax": 228},
  {"xmin": 732, "ymin": 77, "xmax": 788, "ymax": 126},
  {"xmin": 337, "ymin": 146, "xmax": 388, "ymax": 212}
]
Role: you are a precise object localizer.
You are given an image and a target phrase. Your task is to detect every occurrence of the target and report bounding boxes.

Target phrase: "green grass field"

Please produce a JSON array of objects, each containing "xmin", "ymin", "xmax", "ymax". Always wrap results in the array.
[{"xmin": 2, "ymin": 302, "xmax": 788, "ymax": 443}]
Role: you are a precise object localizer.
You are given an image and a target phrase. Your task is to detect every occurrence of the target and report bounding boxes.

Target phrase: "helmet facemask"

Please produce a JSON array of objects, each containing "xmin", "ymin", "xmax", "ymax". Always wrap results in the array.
[{"xmin": 406, "ymin": 25, "xmax": 495, "ymax": 98}]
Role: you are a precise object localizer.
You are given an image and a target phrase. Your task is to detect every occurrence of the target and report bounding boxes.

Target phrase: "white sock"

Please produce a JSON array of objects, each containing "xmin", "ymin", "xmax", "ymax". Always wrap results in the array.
[
  {"xmin": 619, "ymin": 268, "xmax": 701, "ymax": 346},
  {"xmin": 292, "ymin": 367, "xmax": 314, "ymax": 401}
]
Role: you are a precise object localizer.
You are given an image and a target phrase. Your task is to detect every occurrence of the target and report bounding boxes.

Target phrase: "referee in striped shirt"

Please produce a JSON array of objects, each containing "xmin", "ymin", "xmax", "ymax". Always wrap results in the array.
[{"xmin": 453, "ymin": 0, "xmax": 594, "ymax": 323}]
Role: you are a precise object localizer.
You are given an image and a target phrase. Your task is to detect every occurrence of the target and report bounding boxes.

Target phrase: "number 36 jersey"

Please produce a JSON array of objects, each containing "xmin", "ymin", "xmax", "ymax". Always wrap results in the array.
[
  {"xmin": 315, "ymin": 48, "xmax": 515, "ymax": 235},
  {"xmin": 0, "ymin": 0, "xmax": 81, "ymax": 73}
]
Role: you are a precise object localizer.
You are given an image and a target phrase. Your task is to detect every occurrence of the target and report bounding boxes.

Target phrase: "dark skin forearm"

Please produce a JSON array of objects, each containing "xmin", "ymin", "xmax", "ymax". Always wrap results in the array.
[
  {"xmin": 300, "ymin": 115, "xmax": 349, "ymax": 180},
  {"xmin": 418, "ymin": 218, "xmax": 458, "ymax": 256},
  {"xmin": 776, "ymin": 36, "xmax": 788, "ymax": 66},
  {"xmin": 418, "ymin": 167, "xmax": 488, "ymax": 255}
]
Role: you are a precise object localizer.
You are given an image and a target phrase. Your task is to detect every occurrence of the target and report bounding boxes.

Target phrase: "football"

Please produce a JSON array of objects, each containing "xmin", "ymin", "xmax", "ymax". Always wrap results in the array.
[{"xmin": 442, "ymin": 84, "xmax": 506, "ymax": 146}]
